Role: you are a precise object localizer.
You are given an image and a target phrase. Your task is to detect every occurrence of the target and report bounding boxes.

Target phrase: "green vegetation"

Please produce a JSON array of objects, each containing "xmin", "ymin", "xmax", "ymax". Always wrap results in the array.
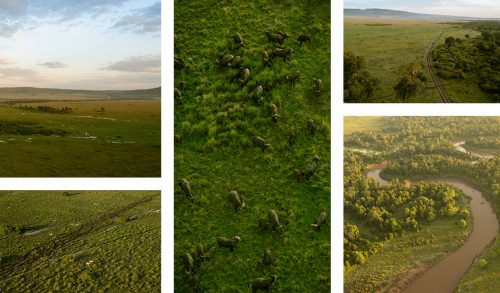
[
  {"xmin": 344, "ymin": 17, "xmax": 486, "ymax": 102},
  {"xmin": 175, "ymin": 0, "xmax": 330, "ymax": 291},
  {"xmin": 0, "ymin": 97, "xmax": 160, "ymax": 177},
  {"xmin": 0, "ymin": 191, "xmax": 160, "ymax": 292},
  {"xmin": 344, "ymin": 117, "xmax": 499, "ymax": 292}
]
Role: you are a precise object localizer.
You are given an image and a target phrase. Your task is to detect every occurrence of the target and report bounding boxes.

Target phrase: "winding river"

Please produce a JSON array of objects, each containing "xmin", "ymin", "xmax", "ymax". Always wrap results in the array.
[{"xmin": 366, "ymin": 165, "xmax": 498, "ymax": 293}]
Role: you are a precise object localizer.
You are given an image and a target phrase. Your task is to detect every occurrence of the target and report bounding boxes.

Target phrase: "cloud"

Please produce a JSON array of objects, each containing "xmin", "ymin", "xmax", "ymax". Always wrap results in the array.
[
  {"xmin": 38, "ymin": 61, "xmax": 67, "ymax": 68},
  {"xmin": 0, "ymin": 0, "xmax": 27, "ymax": 15},
  {"xmin": 111, "ymin": 2, "xmax": 160, "ymax": 34},
  {"xmin": 101, "ymin": 55, "xmax": 160, "ymax": 73}
]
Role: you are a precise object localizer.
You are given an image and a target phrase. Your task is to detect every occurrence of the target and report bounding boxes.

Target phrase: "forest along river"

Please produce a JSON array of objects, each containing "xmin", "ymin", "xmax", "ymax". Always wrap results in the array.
[{"xmin": 366, "ymin": 167, "xmax": 499, "ymax": 293}]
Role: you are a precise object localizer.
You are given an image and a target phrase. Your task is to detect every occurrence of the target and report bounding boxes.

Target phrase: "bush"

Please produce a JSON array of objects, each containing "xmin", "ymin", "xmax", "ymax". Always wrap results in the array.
[{"xmin": 478, "ymin": 258, "xmax": 488, "ymax": 269}]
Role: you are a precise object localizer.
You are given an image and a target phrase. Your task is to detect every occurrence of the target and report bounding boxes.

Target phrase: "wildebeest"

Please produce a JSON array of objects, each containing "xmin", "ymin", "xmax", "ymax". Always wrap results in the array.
[
  {"xmin": 272, "ymin": 47, "xmax": 293, "ymax": 62},
  {"xmin": 229, "ymin": 191, "xmax": 245, "ymax": 211},
  {"xmin": 286, "ymin": 70, "xmax": 300, "ymax": 85},
  {"xmin": 234, "ymin": 33, "xmax": 244, "ymax": 47},
  {"xmin": 255, "ymin": 85, "xmax": 264, "ymax": 104},
  {"xmin": 311, "ymin": 211, "xmax": 327, "ymax": 231},
  {"xmin": 262, "ymin": 50, "xmax": 270, "ymax": 66},
  {"xmin": 174, "ymin": 134, "xmax": 182, "ymax": 144},
  {"xmin": 218, "ymin": 53, "xmax": 234, "ymax": 67},
  {"xmin": 184, "ymin": 253, "xmax": 194, "ymax": 274},
  {"xmin": 252, "ymin": 275, "xmax": 277, "ymax": 292},
  {"xmin": 174, "ymin": 57, "xmax": 188, "ymax": 69},
  {"xmin": 239, "ymin": 68, "xmax": 251, "ymax": 86},
  {"xmin": 293, "ymin": 155, "xmax": 320, "ymax": 181},
  {"xmin": 229, "ymin": 55, "xmax": 241, "ymax": 68},
  {"xmin": 314, "ymin": 78, "xmax": 323, "ymax": 93},
  {"xmin": 217, "ymin": 236, "xmax": 241, "ymax": 252},
  {"xmin": 260, "ymin": 249, "xmax": 273, "ymax": 266},
  {"xmin": 268, "ymin": 210, "xmax": 282, "ymax": 230},
  {"xmin": 197, "ymin": 243, "xmax": 207, "ymax": 260},
  {"xmin": 266, "ymin": 30, "xmax": 288, "ymax": 45},
  {"xmin": 179, "ymin": 178, "xmax": 193, "ymax": 200},
  {"xmin": 174, "ymin": 88, "xmax": 182, "ymax": 104},
  {"xmin": 307, "ymin": 118, "xmax": 317, "ymax": 134},
  {"xmin": 297, "ymin": 33, "xmax": 311, "ymax": 45},
  {"xmin": 288, "ymin": 127, "xmax": 297, "ymax": 146},
  {"xmin": 268, "ymin": 103, "xmax": 279, "ymax": 122},
  {"xmin": 253, "ymin": 136, "xmax": 270, "ymax": 151}
]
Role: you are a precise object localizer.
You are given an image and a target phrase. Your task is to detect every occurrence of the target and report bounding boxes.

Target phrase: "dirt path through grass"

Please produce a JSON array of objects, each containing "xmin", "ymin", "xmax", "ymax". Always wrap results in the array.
[{"xmin": 426, "ymin": 32, "xmax": 451, "ymax": 103}]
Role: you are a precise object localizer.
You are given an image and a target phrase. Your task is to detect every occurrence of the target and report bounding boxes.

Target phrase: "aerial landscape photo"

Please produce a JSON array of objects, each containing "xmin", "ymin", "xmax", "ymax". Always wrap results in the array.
[
  {"xmin": 0, "ymin": 0, "xmax": 160, "ymax": 176},
  {"xmin": 344, "ymin": 0, "xmax": 500, "ymax": 103},
  {"xmin": 344, "ymin": 117, "xmax": 499, "ymax": 292},
  {"xmin": 0, "ymin": 190, "xmax": 160, "ymax": 292},
  {"xmin": 174, "ymin": 0, "xmax": 330, "ymax": 291}
]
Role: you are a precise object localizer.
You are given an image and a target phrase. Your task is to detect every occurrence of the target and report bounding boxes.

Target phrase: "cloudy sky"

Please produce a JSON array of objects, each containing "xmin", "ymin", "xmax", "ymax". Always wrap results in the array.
[
  {"xmin": 0, "ymin": 0, "xmax": 160, "ymax": 90},
  {"xmin": 345, "ymin": 0, "xmax": 500, "ymax": 18}
]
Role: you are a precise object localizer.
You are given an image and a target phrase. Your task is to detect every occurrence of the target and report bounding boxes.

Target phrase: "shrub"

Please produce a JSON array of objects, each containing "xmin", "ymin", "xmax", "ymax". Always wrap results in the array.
[{"xmin": 478, "ymin": 258, "xmax": 488, "ymax": 269}]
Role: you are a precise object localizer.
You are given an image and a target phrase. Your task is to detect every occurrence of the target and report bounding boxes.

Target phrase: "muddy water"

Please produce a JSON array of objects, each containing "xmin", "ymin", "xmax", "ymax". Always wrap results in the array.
[
  {"xmin": 366, "ymin": 168, "xmax": 499, "ymax": 293},
  {"xmin": 454, "ymin": 141, "xmax": 494, "ymax": 159}
]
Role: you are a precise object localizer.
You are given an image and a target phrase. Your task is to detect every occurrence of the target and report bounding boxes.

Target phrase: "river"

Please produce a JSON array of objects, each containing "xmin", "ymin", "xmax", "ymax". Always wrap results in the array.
[{"xmin": 366, "ymin": 167, "xmax": 498, "ymax": 293}]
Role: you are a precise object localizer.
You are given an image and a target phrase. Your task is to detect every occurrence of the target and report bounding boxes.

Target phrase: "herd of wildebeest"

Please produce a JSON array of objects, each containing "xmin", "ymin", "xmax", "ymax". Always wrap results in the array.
[{"xmin": 175, "ymin": 28, "xmax": 328, "ymax": 292}]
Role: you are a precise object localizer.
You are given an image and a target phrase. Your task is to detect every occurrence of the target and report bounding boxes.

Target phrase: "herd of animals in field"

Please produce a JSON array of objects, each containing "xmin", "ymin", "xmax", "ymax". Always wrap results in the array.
[{"xmin": 175, "ymin": 28, "xmax": 328, "ymax": 291}]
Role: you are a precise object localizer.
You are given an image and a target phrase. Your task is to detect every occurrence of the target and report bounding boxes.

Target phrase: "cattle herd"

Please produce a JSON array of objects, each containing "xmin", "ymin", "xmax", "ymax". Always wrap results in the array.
[{"xmin": 175, "ymin": 29, "xmax": 328, "ymax": 291}]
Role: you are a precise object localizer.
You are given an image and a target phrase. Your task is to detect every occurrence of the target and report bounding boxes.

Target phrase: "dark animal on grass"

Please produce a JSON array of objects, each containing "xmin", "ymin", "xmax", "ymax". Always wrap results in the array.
[
  {"xmin": 272, "ymin": 47, "xmax": 293, "ymax": 62},
  {"xmin": 218, "ymin": 54, "xmax": 234, "ymax": 67},
  {"xmin": 197, "ymin": 243, "xmax": 207, "ymax": 260},
  {"xmin": 184, "ymin": 253, "xmax": 194, "ymax": 274},
  {"xmin": 266, "ymin": 31, "xmax": 288, "ymax": 45},
  {"xmin": 255, "ymin": 85, "xmax": 264, "ymax": 104},
  {"xmin": 240, "ymin": 68, "xmax": 251, "ymax": 86},
  {"xmin": 229, "ymin": 55, "xmax": 241, "ymax": 68},
  {"xmin": 268, "ymin": 103, "xmax": 279, "ymax": 122},
  {"xmin": 179, "ymin": 178, "xmax": 193, "ymax": 200},
  {"xmin": 252, "ymin": 275, "xmax": 277, "ymax": 292},
  {"xmin": 288, "ymin": 127, "xmax": 297, "ymax": 146},
  {"xmin": 174, "ymin": 134, "xmax": 181, "ymax": 144},
  {"xmin": 262, "ymin": 50, "xmax": 270, "ymax": 66},
  {"xmin": 259, "ymin": 217, "xmax": 268, "ymax": 231},
  {"xmin": 286, "ymin": 70, "xmax": 300, "ymax": 85},
  {"xmin": 234, "ymin": 33, "xmax": 244, "ymax": 47},
  {"xmin": 217, "ymin": 236, "xmax": 241, "ymax": 252},
  {"xmin": 174, "ymin": 87, "xmax": 182, "ymax": 104},
  {"xmin": 229, "ymin": 191, "xmax": 245, "ymax": 211},
  {"xmin": 174, "ymin": 57, "xmax": 188, "ymax": 69},
  {"xmin": 314, "ymin": 78, "xmax": 323, "ymax": 93},
  {"xmin": 307, "ymin": 119, "xmax": 317, "ymax": 134},
  {"xmin": 297, "ymin": 33, "xmax": 311, "ymax": 45},
  {"xmin": 268, "ymin": 210, "xmax": 282, "ymax": 230},
  {"xmin": 293, "ymin": 155, "xmax": 320, "ymax": 181},
  {"xmin": 260, "ymin": 249, "xmax": 273, "ymax": 266},
  {"xmin": 311, "ymin": 211, "xmax": 327, "ymax": 231},
  {"xmin": 253, "ymin": 136, "xmax": 270, "ymax": 151}
]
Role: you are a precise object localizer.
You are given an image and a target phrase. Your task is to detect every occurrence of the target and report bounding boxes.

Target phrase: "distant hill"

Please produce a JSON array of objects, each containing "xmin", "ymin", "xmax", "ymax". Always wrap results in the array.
[
  {"xmin": 345, "ymin": 8, "xmax": 477, "ymax": 20},
  {"xmin": 0, "ymin": 87, "xmax": 160, "ymax": 101}
]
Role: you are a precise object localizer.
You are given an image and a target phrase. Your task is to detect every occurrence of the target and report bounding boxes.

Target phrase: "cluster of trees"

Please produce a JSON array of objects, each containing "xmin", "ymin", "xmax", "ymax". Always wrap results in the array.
[
  {"xmin": 16, "ymin": 105, "xmax": 73, "ymax": 114},
  {"xmin": 394, "ymin": 63, "xmax": 427, "ymax": 103},
  {"xmin": 432, "ymin": 21, "xmax": 500, "ymax": 101},
  {"xmin": 464, "ymin": 136, "xmax": 500, "ymax": 151},
  {"xmin": 0, "ymin": 120, "xmax": 69, "ymax": 136},
  {"xmin": 344, "ymin": 52, "xmax": 380, "ymax": 102}
]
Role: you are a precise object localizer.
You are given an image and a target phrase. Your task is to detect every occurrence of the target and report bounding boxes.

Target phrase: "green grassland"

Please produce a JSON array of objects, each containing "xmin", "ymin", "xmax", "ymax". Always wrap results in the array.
[
  {"xmin": 0, "ymin": 99, "xmax": 160, "ymax": 177},
  {"xmin": 175, "ymin": 0, "xmax": 330, "ymax": 291},
  {"xmin": 343, "ymin": 116, "xmax": 388, "ymax": 135},
  {"xmin": 0, "ymin": 191, "xmax": 160, "ymax": 292},
  {"xmin": 344, "ymin": 18, "xmax": 481, "ymax": 102},
  {"xmin": 0, "ymin": 87, "xmax": 160, "ymax": 101}
]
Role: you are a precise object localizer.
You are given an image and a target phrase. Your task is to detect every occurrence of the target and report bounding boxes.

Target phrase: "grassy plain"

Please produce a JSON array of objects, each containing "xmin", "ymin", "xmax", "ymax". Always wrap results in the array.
[
  {"xmin": 175, "ymin": 0, "xmax": 330, "ymax": 291},
  {"xmin": 0, "ymin": 191, "xmax": 160, "ymax": 292},
  {"xmin": 0, "ymin": 99, "xmax": 160, "ymax": 177},
  {"xmin": 343, "ymin": 116, "xmax": 388, "ymax": 134},
  {"xmin": 344, "ymin": 17, "xmax": 482, "ymax": 102}
]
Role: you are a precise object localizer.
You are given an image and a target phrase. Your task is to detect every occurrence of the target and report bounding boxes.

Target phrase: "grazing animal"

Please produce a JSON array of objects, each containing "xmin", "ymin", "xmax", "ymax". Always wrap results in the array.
[
  {"xmin": 217, "ymin": 236, "xmax": 241, "ymax": 252},
  {"xmin": 272, "ymin": 47, "xmax": 293, "ymax": 62},
  {"xmin": 268, "ymin": 210, "xmax": 282, "ymax": 230},
  {"xmin": 268, "ymin": 103, "xmax": 279, "ymax": 122},
  {"xmin": 253, "ymin": 136, "xmax": 270, "ymax": 151},
  {"xmin": 288, "ymin": 128, "xmax": 297, "ymax": 146},
  {"xmin": 234, "ymin": 33, "xmax": 244, "ymax": 47},
  {"xmin": 197, "ymin": 243, "xmax": 207, "ymax": 260},
  {"xmin": 229, "ymin": 55, "xmax": 241, "ymax": 68},
  {"xmin": 184, "ymin": 253, "xmax": 194, "ymax": 274},
  {"xmin": 174, "ymin": 88, "xmax": 182, "ymax": 104},
  {"xmin": 314, "ymin": 78, "xmax": 323, "ymax": 93},
  {"xmin": 239, "ymin": 68, "xmax": 251, "ymax": 86},
  {"xmin": 229, "ymin": 191, "xmax": 245, "ymax": 211},
  {"xmin": 174, "ymin": 134, "xmax": 182, "ymax": 144},
  {"xmin": 262, "ymin": 50, "xmax": 270, "ymax": 66},
  {"xmin": 307, "ymin": 119, "xmax": 317, "ymax": 134},
  {"xmin": 218, "ymin": 54, "xmax": 234, "ymax": 66},
  {"xmin": 286, "ymin": 70, "xmax": 300, "ymax": 85},
  {"xmin": 174, "ymin": 57, "xmax": 188, "ymax": 69},
  {"xmin": 294, "ymin": 156, "xmax": 320, "ymax": 180},
  {"xmin": 179, "ymin": 179, "xmax": 193, "ymax": 200},
  {"xmin": 266, "ymin": 31, "xmax": 288, "ymax": 45},
  {"xmin": 259, "ymin": 217, "xmax": 269, "ymax": 231},
  {"xmin": 297, "ymin": 33, "xmax": 311, "ymax": 45},
  {"xmin": 311, "ymin": 211, "xmax": 327, "ymax": 231},
  {"xmin": 252, "ymin": 275, "xmax": 277, "ymax": 292},
  {"xmin": 260, "ymin": 249, "xmax": 273, "ymax": 266},
  {"xmin": 255, "ymin": 85, "xmax": 264, "ymax": 104}
]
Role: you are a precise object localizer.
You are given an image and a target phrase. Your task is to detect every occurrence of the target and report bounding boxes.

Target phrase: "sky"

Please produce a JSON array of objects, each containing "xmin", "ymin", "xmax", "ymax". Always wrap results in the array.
[
  {"xmin": 345, "ymin": 0, "xmax": 500, "ymax": 18},
  {"xmin": 0, "ymin": 0, "xmax": 160, "ymax": 90}
]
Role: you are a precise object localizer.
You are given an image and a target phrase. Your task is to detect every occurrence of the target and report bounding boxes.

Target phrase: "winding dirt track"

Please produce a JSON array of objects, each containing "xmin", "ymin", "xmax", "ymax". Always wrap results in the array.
[
  {"xmin": 426, "ymin": 32, "xmax": 451, "ymax": 103},
  {"xmin": 0, "ymin": 196, "xmax": 154, "ymax": 279}
]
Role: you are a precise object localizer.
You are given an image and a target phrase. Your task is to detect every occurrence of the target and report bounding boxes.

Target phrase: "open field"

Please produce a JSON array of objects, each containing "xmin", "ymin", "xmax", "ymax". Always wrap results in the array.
[
  {"xmin": 344, "ymin": 17, "xmax": 483, "ymax": 102},
  {"xmin": 0, "ymin": 97, "xmax": 160, "ymax": 177},
  {"xmin": 0, "ymin": 191, "xmax": 160, "ymax": 292},
  {"xmin": 0, "ymin": 87, "xmax": 160, "ymax": 101},
  {"xmin": 175, "ymin": 0, "xmax": 330, "ymax": 291}
]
